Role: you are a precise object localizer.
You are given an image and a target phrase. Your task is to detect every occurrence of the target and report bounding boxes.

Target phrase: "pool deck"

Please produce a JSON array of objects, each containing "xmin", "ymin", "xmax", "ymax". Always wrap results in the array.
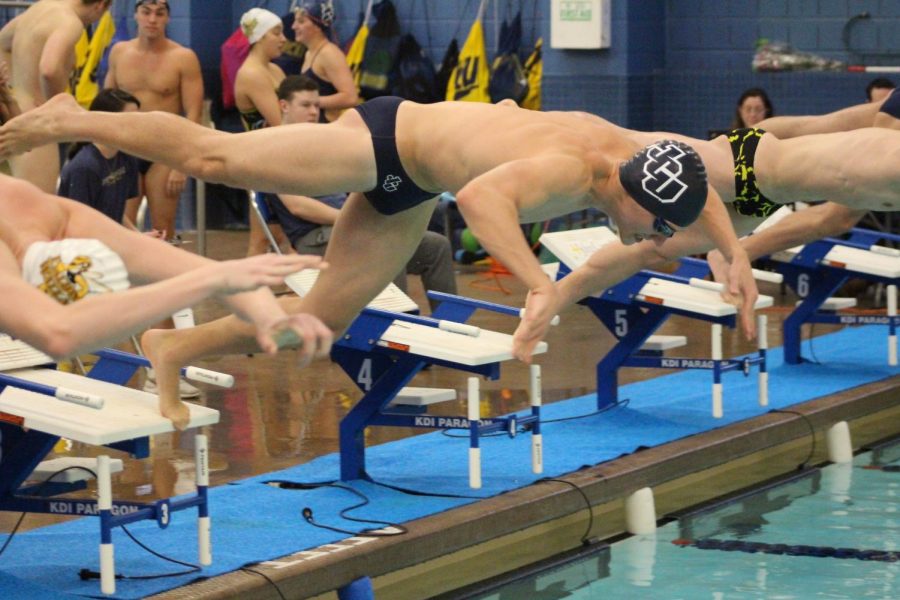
[{"xmin": 150, "ymin": 374, "xmax": 900, "ymax": 600}]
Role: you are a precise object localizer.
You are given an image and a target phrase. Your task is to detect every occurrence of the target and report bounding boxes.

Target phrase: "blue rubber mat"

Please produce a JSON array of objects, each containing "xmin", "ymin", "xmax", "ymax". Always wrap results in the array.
[{"xmin": 0, "ymin": 325, "xmax": 896, "ymax": 598}]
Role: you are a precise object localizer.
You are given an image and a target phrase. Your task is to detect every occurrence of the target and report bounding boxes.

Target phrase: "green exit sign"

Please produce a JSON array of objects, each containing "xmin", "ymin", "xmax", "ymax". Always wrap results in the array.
[{"xmin": 560, "ymin": 1, "xmax": 593, "ymax": 21}]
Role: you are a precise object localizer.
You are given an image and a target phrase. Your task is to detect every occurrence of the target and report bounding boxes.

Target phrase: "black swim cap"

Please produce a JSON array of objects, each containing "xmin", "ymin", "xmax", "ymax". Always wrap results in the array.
[
  {"xmin": 135, "ymin": 0, "xmax": 169, "ymax": 12},
  {"xmin": 618, "ymin": 140, "xmax": 708, "ymax": 228}
]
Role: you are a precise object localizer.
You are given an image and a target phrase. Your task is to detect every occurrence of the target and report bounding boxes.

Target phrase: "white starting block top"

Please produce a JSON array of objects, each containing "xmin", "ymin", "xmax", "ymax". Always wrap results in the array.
[
  {"xmin": 285, "ymin": 269, "xmax": 418, "ymax": 313},
  {"xmin": 379, "ymin": 321, "xmax": 547, "ymax": 365},
  {"xmin": 640, "ymin": 277, "xmax": 774, "ymax": 316},
  {"xmin": 772, "ymin": 244, "xmax": 900, "ymax": 279},
  {"xmin": 540, "ymin": 226, "xmax": 619, "ymax": 270},
  {"xmin": 0, "ymin": 368, "xmax": 219, "ymax": 445},
  {"xmin": 0, "ymin": 335, "xmax": 54, "ymax": 371},
  {"xmin": 759, "ymin": 207, "xmax": 900, "ymax": 279},
  {"xmin": 287, "ymin": 270, "xmax": 545, "ymax": 364}
]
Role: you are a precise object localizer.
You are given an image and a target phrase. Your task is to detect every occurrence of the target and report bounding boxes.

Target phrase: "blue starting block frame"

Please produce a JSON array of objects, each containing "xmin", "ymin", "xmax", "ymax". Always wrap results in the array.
[
  {"xmin": 0, "ymin": 349, "xmax": 214, "ymax": 595},
  {"xmin": 555, "ymin": 257, "xmax": 768, "ymax": 417},
  {"xmin": 333, "ymin": 293, "xmax": 543, "ymax": 486},
  {"xmin": 759, "ymin": 228, "xmax": 900, "ymax": 365}
]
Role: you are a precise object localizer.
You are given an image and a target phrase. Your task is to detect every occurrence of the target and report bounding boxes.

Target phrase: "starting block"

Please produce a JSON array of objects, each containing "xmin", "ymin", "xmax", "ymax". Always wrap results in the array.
[
  {"xmin": 756, "ymin": 208, "xmax": 900, "ymax": 365},
  {"xmin": 336, "ymin": 300, "xmax": 547, "ymax": 489},
  {"xmin": 284, "ymin": 270, "xmax": 548, "ymax": 488},
  {"xmin": 0, "ymin": 337, "xmax": 225, "ymax": 595},
  {"xmin": 541, "ymin": 227, "xmax": 777, "ymax": 418}
]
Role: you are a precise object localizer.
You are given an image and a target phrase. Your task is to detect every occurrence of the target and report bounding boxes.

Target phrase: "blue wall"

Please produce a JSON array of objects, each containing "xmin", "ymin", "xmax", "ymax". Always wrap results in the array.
[{"xmin": 105, "ymin": 0, "xmax": 900, "ymax": 139}]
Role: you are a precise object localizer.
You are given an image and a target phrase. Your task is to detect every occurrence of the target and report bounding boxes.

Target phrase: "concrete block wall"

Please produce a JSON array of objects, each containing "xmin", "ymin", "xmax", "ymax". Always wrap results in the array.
[{"xmin": 660, "ymin": 0, "xmax": 900, "ymax": 137}]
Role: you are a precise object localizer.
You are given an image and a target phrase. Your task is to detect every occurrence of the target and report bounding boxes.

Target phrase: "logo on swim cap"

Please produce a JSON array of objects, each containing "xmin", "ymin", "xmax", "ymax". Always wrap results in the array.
[
  {"xmin": 619, "ymin": 140, "xmax": 708, "ymax": 228},
  {"xmin": 382, "ymin": 174, "xmax": 402, "ymax": 193},
  {"xmin": 640, "ymin": 142, "xmax": 690, "ymax": 204}
]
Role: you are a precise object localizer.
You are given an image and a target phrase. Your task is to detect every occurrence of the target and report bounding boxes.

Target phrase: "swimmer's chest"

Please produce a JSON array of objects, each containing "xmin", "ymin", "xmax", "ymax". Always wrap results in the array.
[{"xmin": 114, "ymin": 52, "xmax": 182, "ymax": 98}]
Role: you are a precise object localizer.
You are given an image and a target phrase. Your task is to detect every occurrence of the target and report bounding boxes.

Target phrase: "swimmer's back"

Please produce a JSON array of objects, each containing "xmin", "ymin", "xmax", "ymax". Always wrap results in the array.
[{"xmin": 8, "ymin": 1, "xmax": 83, "ymax": 106}]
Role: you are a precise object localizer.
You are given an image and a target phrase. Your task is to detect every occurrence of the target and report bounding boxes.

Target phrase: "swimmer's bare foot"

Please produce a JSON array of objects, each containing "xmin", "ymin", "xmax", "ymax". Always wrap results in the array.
[
  {"xmin": 160, "ymin": 397, "xmax": 191, "ymax": 431},
  {"xmin": 0, "ymin": 94, "xmax": 83, "ymax": 158},
  {"xmin": 142, "ymin": 328, "xmax": 190, "ymax": 430}
]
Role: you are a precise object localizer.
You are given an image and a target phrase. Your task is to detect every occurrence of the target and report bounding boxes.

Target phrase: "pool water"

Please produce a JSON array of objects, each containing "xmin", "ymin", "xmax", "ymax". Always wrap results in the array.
[{"xmin": 471, "ymin": 440, "xmax": 899, "ymax": 599}]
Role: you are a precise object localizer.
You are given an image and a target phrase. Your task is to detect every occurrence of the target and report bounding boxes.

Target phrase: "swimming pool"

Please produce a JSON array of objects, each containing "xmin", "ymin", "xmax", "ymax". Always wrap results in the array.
[{"xmin": 466, "ymin": 438, "xmax": 899, "ymax": 599}]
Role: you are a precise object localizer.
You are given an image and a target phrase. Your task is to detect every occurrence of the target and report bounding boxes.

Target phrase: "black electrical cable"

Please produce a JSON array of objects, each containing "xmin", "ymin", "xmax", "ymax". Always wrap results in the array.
[
  {"xmin": 535, "ymin": 477, "xmax": 597, "ymax": 546},
  {"xmin": 0, "ymin": 465, "xmax": 96, "ymax": 560},
  {"xmin": 769, "ymin": 408, "xmax": 817, "ymax": 470},
  {"xmin": 805, "ymin": 323, "xmax": 823, "ymax": 365},
  {"xmin": 439, "ymin": 397, "xmax": 630, "ymax": 440},
  {"xmin": 240, "ymin": 566, "xmax": 288, "ymax": 600},
  {"xmin": 366, "ymin": 476, "xmax": 487, "ymax": 500},
  {"xmin": 266, "ymin": 480, "xmax": 408, "ymax": 537},
  {"xmin": 0, "ymin": 512, "xmax": 26, "ymax": 559}
]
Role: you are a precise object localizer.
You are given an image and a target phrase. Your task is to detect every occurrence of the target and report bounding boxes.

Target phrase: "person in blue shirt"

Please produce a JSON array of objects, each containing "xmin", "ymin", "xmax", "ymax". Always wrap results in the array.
[{"xmin": 58, "ymin": 89, "xmax": 161, "ymax": 236}]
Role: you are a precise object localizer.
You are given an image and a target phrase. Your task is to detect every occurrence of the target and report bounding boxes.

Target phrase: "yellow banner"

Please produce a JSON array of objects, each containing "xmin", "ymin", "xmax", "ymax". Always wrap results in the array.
[
  {"xmin": 446, "ymin": 18, "xmax": 490, "ymax": 102},
  {"xmin": 72, "ymin": 12, "xmax": 116, "ymax": 108},
  {"xmin": 521, "ymin": 38, "xmax": 543, "ymax": 110},
  {"xmin": 346, "ymin": 23, "xmax": 370, "ymax": 89}
]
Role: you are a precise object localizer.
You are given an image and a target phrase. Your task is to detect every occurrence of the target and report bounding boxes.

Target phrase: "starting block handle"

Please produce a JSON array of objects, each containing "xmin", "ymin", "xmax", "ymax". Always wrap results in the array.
[
  {"xmin": 438, "ymin": 320, "xmax": 481, "ymax": 337},
  {"xmin": 518, "ymin": 309, "xmax": 560, "ymax": 326},
  {"xmin": 0, "ymin": 372, "xmax": 104, "ymax": 409},
  {"xmin": 689, "ymin": 278, "xmax": 724, "ymax": 293},
  {"xmin": 870, "ymin": 245, "xmax": 900, "ymax": 257},
  {"xmin": 823, "ymin": 236, "xmax": 888, "ymax": 254},
  {"xmin": 365, "ymin": 307, "xmax": 482, "ymax": 337},
  {"xmin": 56, "ymin": 386, "xmax": 105, "ymax": 410},
  {"xmin": 752, "ymin": 268, "xmax": 783, "ymax": 284},
  {"xmin": 94, "ymin": 348, "xmax": 234, "ymax": 389},
  {"xmin": 184, "ymin": 367, "xmax": 234, "ymax": 388}
]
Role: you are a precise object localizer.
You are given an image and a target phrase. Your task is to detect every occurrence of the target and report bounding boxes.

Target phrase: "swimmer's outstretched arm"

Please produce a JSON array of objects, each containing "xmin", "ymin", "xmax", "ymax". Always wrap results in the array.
[
  {"xmin": 707, "ymin": 202, "xmax": 865, "ymax": 286},
  {"xmin": 554, "ymin": 229, "xmax": 717, "ymax": 309},
  {"xmin": 757, "ymin": 101, "xmax": 881, "ymax": 138},
  {"xmin": 59, "ymin": 193, "xmax": 331, "ymax": 358},
  {"xmin": 0, "ymin": 242, "xmax": 327, "ymax": 360},
  {"xmin": 694, "ymin": 187, "xmax": 758, "ymax": 338},
  {"xmin": 456, "ymin": 155, "xmax": 594, "ymax": 362}
]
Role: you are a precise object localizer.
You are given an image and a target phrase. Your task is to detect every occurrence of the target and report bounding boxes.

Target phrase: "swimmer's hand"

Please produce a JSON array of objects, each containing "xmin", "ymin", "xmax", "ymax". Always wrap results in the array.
[
  {"xmin": 512, "ymin": 285, "xmax": 558, "ymax": 362},
  {"xmin": 709, "ymin": 248, "xmax": 758, "ymax": 340},
  {"xmin": 707, "ymin": 248, "xmax": 730, "ymax": 289},
  {"xmin": 264, "ymin": 314, "xmax": 333, "ymax": 365},
  {"xmin": 213, "ymin": 254, "xmax": 327, "ymax": 296}
]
